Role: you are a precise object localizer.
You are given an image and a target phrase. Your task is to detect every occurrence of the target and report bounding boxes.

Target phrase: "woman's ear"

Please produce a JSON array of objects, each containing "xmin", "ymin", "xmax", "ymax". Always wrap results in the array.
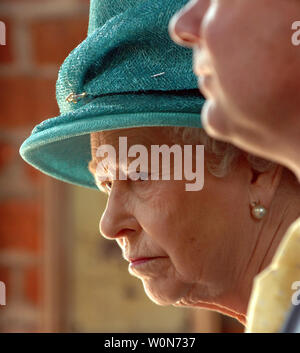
[{"xmin": 248, "ymin": 164, "xmax": 283, "ymax": 209}]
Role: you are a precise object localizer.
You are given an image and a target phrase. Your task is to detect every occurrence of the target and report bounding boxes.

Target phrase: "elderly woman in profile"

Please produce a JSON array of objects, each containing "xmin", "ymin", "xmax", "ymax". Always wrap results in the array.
[
  {"xmin": 88, "ymin": 126, "xmax": 300, "ymax": 325},
  {"xmin": 19, "ymin": 0, "xmax": 300, "ymax": 330}
]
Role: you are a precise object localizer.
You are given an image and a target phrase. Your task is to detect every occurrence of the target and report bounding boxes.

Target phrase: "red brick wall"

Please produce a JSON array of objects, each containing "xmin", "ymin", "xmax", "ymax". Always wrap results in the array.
[{"xmin": 0, "ymin": 0, "xmax": 89, "ymax": 332}]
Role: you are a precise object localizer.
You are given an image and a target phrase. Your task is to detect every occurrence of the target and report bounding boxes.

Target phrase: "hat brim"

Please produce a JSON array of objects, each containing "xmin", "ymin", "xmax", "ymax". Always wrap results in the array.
[{"xmin": 19, "ymin": 93, "xmax": 204, "ymax": 189}]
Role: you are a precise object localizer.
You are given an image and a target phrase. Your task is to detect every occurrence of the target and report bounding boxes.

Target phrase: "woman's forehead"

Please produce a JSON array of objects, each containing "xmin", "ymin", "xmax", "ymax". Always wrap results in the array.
[
  {"xmin": 89, "ymin": 127, "xmax": 181, "ymax": 179},
  {"xmin": 91, "ymin": 127, "xmax": 172, "ymax": 150}
]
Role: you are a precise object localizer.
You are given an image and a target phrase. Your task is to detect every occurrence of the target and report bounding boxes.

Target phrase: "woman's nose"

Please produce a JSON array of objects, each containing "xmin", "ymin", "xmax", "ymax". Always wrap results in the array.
[
  {"xmin": 99, "ymin": 187, "xmax": 140, "ymax": 240},
  {"xmin": 169, "ymin": 0, "xmax": 209, "ymax": 48}
]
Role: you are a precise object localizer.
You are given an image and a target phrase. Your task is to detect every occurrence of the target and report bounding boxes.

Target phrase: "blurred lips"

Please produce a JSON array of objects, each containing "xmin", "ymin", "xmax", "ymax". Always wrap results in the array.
[
  {"xmin": 193, "ymin": 48, "xmax": 211, "ymax": 77},
  {"xmin": 193, "ymin": 63, "xmax": 211, "ymax": 77},
  {"xmin": 196, "ymin": 75, "xmax": 213, "ymax": 99}
]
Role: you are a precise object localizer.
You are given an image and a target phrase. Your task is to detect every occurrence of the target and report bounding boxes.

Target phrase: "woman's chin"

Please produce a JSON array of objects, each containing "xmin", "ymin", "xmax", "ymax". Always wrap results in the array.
[{"xmin": 141, "ymin": 278, "xmax": 190, "ymax": 306}]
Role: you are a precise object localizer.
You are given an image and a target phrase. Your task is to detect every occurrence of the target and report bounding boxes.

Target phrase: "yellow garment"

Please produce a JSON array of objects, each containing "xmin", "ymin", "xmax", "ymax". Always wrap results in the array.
[{"xmin": 245, "ymin": 218, "xmax": 300, "ymax": 333}]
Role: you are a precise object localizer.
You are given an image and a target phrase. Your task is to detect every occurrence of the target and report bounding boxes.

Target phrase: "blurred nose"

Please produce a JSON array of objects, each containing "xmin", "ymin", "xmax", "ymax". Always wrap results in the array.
[
  {"xmin": 169, "ymin": 0, "xmax": 209, "ymax": 48},
  {"xmin": 99, "ymin": 183, "xmax": 140, "ymax": 240}
]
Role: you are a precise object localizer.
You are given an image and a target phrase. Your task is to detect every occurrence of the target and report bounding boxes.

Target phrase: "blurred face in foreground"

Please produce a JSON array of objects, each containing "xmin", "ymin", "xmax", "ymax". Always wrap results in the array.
[
  {"xmin": 169, "ymin": 0, "xmax": 300, "ymax": 179},
  {"xmin": 89, "ymin": 126, "xmax": 300, "ymax": 324}
]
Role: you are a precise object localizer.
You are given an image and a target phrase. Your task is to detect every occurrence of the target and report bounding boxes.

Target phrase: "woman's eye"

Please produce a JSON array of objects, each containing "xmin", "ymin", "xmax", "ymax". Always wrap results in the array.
[
  {"xmin": 129, "ymin": 171, "xmax": 149, "ymax": 181},
  {"xmin": 100, "ymin": 181, "xmax": 112, "ymax": 193},
  {"xmin": 138, "ymin": 172, "xmax": 149, "ymax": 181}
]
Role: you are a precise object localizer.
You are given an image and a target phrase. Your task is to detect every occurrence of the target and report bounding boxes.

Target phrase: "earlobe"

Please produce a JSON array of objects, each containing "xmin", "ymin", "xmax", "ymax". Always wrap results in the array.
[{"xmin": 248, "ymin": 165, "xmax": 283, "ymax": 211}]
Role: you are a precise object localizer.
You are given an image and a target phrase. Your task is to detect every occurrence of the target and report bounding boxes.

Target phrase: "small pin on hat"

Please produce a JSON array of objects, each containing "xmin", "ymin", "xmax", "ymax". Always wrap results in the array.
[{"xmin": 66, "ymin": 92, "xmax": 88, "ymax": 104}]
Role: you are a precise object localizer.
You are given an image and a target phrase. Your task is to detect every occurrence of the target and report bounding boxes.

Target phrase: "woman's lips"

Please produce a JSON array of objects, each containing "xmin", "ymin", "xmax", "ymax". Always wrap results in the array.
[
  {"xmin": 129, "ymin": 256, "xmax": 168, "ymax": 266},
  {"xmin": 197, "ymin": 75, "xmax": 213, "ymax": 98},
  {"xmin": 193, "ymin": 48, "xmax": 211, "ymax": 77}
]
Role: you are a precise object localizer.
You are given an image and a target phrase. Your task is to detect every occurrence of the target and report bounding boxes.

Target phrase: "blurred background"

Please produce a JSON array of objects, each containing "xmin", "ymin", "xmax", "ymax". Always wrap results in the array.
[{"xmin": 0, "ymin": 0, "xmax": 244, "ymax": 333}]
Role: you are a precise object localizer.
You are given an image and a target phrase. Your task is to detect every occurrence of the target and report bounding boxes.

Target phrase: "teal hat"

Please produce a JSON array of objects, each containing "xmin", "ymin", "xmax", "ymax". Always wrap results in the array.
[{"xmin": 19, "ymin": 0, "xmax": 204, "ymax": 189}]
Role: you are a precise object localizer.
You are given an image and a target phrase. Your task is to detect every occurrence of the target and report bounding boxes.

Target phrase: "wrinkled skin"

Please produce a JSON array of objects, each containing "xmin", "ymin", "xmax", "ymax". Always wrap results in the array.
[{"xmin": 90, "ymin": 127, "xmax": 300, "ymax": 324}]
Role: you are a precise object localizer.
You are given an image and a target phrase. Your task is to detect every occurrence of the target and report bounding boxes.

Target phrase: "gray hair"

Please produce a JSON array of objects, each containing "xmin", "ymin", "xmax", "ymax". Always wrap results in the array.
[{"xmin": 166, "ymin": 127, "xmax": 275, "ymax": 178}]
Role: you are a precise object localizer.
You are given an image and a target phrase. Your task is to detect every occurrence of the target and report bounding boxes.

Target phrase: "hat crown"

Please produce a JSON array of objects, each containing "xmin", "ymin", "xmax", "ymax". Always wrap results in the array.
[
  {"xmin": 88, "ymin": 0, "xmax": 140, "ymax": 35},
  {"xmin": 56, "ymin": 0, "xmax": 197, "ymax": 115}
]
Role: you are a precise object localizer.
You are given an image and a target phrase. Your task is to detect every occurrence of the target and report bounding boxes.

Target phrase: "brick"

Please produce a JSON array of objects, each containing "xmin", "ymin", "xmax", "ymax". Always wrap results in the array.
[
  {"xmin": 0, "ymin": 141, "xmax": 16, "ymax": 172},
  {"xmin": 30, "ymin": 16, "xmax": 89, "ymax": 66},
  {"xmin": 0, "ymin": 18, "xmax": 14, "ymax": 64},
  {"xmin": 0, "ymin": 76, "xmax": 59, "ymax": 128},
  {"xmin": 0, "ymin": 0, "xmax": 42, "ymax": 2},
  {"xmin": 0, "ymin": 200, "xmax": 42, "ymax": 253},
  {"xmin": 0, "ymin": 139, "xmax": 43, "ymax": 185},
  {"xmin": 24, "ymin": 266, "xmax": 42, "ymax": 307}
]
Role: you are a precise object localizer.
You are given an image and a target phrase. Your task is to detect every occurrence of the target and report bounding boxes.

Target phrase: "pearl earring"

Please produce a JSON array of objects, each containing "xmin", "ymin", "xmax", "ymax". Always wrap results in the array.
[{"xmin": 251, "ymin": 202, "xmax": 267, "ymax": 220}]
